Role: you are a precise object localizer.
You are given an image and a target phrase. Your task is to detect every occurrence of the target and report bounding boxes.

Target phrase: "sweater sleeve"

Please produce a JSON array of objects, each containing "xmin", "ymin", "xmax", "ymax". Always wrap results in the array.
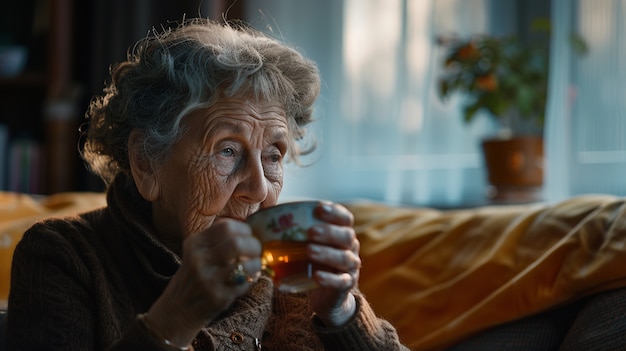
[
  {"xmin": 313, "ymin": 293, "xmax": 411, "ymax": 351},
  {"xmin": 7, "ymin": 222, "xmax": 187, "ymax": 351},
  {"xmin": 7, "ymin": 221, "xmax": 104, "ymax": 351}
]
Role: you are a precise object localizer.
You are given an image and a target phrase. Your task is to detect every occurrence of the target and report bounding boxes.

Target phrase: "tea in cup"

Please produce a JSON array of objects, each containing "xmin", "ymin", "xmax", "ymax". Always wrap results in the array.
[{"xmin": 247, "ymin": 201, "xmax": 327, "ymax": 293}]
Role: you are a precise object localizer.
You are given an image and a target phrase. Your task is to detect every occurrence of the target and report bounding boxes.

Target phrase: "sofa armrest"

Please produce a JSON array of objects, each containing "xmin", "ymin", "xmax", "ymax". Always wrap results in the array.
[
  {"xmin": 560, "ymin": 287, "xmax": 626, "ymax": 350},
  {"xmin": 445, "ymin": 299, "xmax": 585, "ymax": 350}
]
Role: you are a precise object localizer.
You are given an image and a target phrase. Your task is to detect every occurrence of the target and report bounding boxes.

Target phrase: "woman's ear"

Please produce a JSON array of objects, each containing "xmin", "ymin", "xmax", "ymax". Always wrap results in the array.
[{"xmin": 128, "ymin": 129, "xmax": 159, "ymax": 201}]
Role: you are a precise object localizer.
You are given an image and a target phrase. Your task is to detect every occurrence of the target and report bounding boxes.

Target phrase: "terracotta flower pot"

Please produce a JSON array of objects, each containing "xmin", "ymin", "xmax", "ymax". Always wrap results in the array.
[{"xmin": 481, "ymin": 136, "xmax": 544, "ymax": 203}]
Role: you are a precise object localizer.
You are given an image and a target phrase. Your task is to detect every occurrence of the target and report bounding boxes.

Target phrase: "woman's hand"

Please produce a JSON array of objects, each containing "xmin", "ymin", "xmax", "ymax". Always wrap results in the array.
[
  {"xmin": 144, "ymin": 219, "xmax": 263, "ymax": 347},
  {"xmin": 307, "ymin": 202, "xmax": 361, "ymax": 327}
]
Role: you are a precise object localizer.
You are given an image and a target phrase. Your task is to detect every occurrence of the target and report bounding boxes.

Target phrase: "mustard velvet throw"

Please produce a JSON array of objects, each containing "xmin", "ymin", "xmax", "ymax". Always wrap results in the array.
[{"xmin": 346, "ymin": 195, "xmax": 626, "ymax": 350}]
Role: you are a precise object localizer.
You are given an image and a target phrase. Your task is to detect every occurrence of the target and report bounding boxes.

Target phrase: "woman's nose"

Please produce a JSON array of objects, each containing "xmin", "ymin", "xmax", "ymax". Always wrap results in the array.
[{"xmin": 236, "ymin": 156, "xmax": 269, "ymax": 203}]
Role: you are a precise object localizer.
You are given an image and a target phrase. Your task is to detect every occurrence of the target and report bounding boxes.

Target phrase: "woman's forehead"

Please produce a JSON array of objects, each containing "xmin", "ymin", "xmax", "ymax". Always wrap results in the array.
[
  {"xmin": 190, "ymin": 99, "xmax": 286, "ymax": 125},
  {"xmin": 183, "ymin": 99, "xmax": 289, "ymax": 138}
]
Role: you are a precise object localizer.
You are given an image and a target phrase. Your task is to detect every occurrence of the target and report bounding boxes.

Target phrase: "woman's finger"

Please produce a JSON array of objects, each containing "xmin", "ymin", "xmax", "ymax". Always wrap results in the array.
[
  {"xmin": 314, "ymin": 270, "xmax": 359, "ymax": 290},
  {"xmin": 313, "ymin": 202, "xmax": 354, "ymax": 227},
  {"xmin": 308, "ymin": 244, "xmax": 361, "ymax": 273},
  {"xmin": 308, "ymin": 224, "xmax": 359, "ymax": 254}
]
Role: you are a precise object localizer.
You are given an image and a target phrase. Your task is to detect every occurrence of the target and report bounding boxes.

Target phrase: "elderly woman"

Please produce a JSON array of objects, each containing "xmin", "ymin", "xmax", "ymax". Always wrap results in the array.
[{"xmin": 6, "ymin": 19, "xmax": 409, "ymax": 350}]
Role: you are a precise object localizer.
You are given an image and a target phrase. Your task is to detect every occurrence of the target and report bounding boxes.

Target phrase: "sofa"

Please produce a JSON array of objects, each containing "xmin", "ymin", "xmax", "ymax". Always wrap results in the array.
[{"xmin": 1, "ymin": 192, "xmax": 626, "ymax": 350}]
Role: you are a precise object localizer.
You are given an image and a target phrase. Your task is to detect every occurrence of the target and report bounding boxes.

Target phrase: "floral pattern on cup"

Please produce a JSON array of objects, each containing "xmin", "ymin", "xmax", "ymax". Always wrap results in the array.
[{"xmin": 267, "ymin": 213, "xmax": 308, "ymax": 241}]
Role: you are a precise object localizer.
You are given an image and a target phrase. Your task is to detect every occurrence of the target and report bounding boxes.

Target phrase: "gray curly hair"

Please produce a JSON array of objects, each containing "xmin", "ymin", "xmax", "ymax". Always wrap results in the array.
[{"xmin": 81, "ymin": 18, "xmax": 320, "ymax": 186}]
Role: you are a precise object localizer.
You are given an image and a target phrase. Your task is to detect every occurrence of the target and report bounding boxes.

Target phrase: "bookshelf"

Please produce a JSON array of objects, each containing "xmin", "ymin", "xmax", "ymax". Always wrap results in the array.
[
  {"xmin": 0, "ymin": 0, "xmax": 80, "ymax": 195},
  {"xmin": 0, "ymin": 0, "xmax": 246, "ymax": 195},
  {"xmin": 0, "ymin": 73, "xmax": 48, "ymax": 194}
]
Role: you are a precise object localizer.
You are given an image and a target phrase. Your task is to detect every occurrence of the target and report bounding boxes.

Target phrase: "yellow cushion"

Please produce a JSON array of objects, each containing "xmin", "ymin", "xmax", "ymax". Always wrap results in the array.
[{"xmin": 348, "ymin": 195, "xmax": 626, "ymax": 350}]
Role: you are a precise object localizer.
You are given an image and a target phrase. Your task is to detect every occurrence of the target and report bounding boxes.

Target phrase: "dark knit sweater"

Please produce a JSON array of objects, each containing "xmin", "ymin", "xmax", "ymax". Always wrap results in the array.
[{"xmin": 7, "ymin": 177, "xmax": 409, "ymax": 350}]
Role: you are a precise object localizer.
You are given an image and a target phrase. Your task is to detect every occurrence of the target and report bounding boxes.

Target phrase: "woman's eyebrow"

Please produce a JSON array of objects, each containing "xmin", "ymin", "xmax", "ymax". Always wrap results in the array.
[{"xmin": 269, "ymin": 129, "xmax": 288, "ymax": 141}]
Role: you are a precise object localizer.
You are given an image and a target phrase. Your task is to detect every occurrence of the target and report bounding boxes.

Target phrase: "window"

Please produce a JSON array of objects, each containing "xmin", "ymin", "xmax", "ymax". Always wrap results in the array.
[{"xmin": 246, "ymin": 0, "xmax": 626, "ymax": 206}]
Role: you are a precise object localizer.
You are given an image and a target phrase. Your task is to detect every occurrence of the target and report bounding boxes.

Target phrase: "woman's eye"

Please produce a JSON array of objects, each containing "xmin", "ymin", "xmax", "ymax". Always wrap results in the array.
[
  {"xmin": 269, "ymin": 154, "xmax": 282, "ymax": 163},
  {"xmin": 220, "ymin": 147, "xmax": 235, "ymax": 157},
  {"xmin": 265, "ymin": 150, "xmax": 283, "ymax": 164}
]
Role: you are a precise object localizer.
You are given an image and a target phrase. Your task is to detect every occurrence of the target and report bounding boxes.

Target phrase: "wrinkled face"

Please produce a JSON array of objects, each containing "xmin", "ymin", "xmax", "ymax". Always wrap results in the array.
[{"xmin": 150, "ymin": 98, "xmax": 289, "ymax": 240}]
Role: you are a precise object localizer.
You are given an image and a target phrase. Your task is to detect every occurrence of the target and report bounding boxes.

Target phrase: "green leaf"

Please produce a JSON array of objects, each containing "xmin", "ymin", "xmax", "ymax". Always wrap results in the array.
[
  {"xmin": 530, "ymin": 18, "xmax": 552, "ymax": 33},
  {"xmin": 463, "ymin": 103, "xmax": 480, "ymax": 123},
  {"xmin": 569, "ymin": 34, "xmax": 589, "ymax": 55},
  {"xmin": 439, "ymin": 80, "xmax": 449, "ymax": 99}
]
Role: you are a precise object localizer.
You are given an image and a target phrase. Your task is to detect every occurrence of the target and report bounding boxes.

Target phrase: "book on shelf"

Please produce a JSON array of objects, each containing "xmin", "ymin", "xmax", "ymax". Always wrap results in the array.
[
  {"xmin": 0, "ymin": 124, "xmax": 6, "ymax": 190},
  {"xmin": 4, "ymin": 135, "xmax": 42, "ymax": 194}
]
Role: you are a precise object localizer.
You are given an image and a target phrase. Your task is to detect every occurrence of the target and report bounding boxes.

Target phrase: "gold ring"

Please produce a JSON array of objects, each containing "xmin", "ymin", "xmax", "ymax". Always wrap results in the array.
[{"xmin": 227, "ymin": 264, "xmax": 248, "ymax": 285}]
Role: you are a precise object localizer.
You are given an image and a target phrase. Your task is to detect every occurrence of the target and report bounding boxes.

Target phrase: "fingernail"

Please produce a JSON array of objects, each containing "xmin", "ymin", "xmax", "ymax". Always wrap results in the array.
[
  {"xmin": 309, "ymin": 244, "xmax": 322, "ymax": 257},
  {"xmin": 316, "ymin": 270, "xmax": 331, "ymax": 281},
  {"xmin": 321, "ymin": 203, "xmax": 333, "ymax": 214}
]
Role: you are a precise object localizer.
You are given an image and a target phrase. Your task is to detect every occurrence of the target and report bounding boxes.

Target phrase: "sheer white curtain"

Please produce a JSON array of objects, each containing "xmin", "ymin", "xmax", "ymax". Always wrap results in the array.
[
  {"xmin": 545, "ymin": 0, "xmax": 626, "ymax": 202},
  {"xmin": 335, "ymin": 0, "xmax": 495, "ymax": 207},
  {"xmin": 245, "ymin": 0, "xmax": 520, "ymax": 206}
]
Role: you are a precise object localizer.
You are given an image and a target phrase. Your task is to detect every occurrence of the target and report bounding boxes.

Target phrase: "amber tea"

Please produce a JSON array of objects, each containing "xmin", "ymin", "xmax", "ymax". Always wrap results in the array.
[{"xmin": 262, "ymin": 240, "xmax": 336, "ymax": 293}]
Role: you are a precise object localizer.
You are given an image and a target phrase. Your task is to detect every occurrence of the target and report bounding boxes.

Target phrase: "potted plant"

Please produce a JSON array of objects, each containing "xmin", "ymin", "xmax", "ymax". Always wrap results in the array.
[{"xmin": 437, "ymin": 19, "xmax": 586, "ymax": 202}]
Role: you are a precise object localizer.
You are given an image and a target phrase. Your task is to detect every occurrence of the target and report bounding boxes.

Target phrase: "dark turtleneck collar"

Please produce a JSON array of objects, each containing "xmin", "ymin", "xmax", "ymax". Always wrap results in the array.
[{"xmin": 105, "ymin": 173, "xmax": 182, "ymax": 280}]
